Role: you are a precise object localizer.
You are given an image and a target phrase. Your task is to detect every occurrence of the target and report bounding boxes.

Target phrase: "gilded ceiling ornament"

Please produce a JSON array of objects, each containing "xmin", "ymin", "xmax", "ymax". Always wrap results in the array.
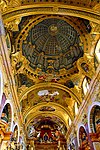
[
  {"xmin": 93, "ymin": 3, "xmax": 100, "ymax": 13},
  {"xmin": 3, "ymin": 83, "xmax": 10, "ymax": 99},
  {"xmin": 82, "ymin": 114, "xmax": 88, "ymax": 125},
  {"xmin": 9, "ymin": 0, "xmax": 21, "ymax": 7},
  {"xmin": 77, "ymin": 54, "xmax": 95, "ymax": 79},
  {"xmin": 5, "ymin": 17, "xmax": 21, "ymax": 31},
  {"xmin": 2, "ymin": 3, "xmax": 100, "ymax": 25},
  {"xmin": 1, "ymin": 0, "xmax": 99, "ymax": 12},
  {"xmin": 53, "ymin": 6, "xmax": 59, "ymax": 12},
  {"xmin": 0, "ymin": 0, "xmax": 21, "ymax": 12},
  {"xmin": 0, "ymin": 0, "xmax": 8, "ymax": 12},
  {"xmin": 11, "ymin": 51, "xmax": 29, "ymax": 75},
  {"xmin": 90, "ymin": 22, "xmax": 100, "ymax": 34}
]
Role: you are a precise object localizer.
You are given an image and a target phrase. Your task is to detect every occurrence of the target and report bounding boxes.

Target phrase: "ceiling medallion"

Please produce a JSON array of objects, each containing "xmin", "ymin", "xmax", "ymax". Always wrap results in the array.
[{"xmin": 49, "ymin": 24, "xmax": 58, "ymax": 36}]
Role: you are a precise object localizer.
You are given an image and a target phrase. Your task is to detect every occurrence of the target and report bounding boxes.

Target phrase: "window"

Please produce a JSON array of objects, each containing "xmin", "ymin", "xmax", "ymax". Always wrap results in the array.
[
  {"xmin": 75, "ymin": 102, "xmax": 78, "ymax": 115},
  {"xmin": 95, "ymin": 39, "xmax": 100, "ymax": 63},
  {"xmin": 83, "ymin": 77, "xmax": 90, "ymax": 95}
]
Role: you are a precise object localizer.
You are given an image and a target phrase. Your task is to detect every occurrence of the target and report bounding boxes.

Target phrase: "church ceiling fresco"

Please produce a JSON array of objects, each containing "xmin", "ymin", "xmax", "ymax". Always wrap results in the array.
[
  {"xmin": 39, "ymin": 106, "xmax": 55, "ymax": 112},
  {"xmin": 27, "ymin": 115, "xmax": 67, "ymax": 139},
  {"xmin": 1, "ymin": 0, "xmax": 98, "ymax": 139},
  {"xmin": 21, "ymin": 87, "xmax": 75, "ymax": 114},
  {"xmin": 10, "ymin": 15, "xmax": 92, "ymax": 92},
  {"xmin": 22, "ymin": 18, "xmax": 83, "ymax": 74},
  {"xmin": 28, "ymin": 115, "xmax": 67, "ymax": 131},
  {"xmin": 7, "ymin": 14, "xmax": 94, "ymax": 134}
]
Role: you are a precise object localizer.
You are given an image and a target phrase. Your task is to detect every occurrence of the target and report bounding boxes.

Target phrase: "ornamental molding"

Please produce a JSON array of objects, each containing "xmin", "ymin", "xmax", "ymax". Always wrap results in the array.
[{"xmin": 2, "ymin": 5, "xmax": 100, "ymax": 24}]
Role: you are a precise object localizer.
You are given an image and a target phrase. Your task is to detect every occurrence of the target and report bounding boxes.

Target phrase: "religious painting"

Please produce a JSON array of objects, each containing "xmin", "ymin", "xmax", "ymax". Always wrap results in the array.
[
  {"xmin": 39, "ymin": 106, "xmax": 55, "ymax": 111},
  {"xmin": 79, "ymin": 126, "xmax": 90, "ymax": 150}
]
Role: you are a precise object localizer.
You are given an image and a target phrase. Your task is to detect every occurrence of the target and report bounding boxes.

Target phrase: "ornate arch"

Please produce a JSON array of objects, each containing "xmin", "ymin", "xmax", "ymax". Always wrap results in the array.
[
  {"xmin": 1, "ymin": 102, "xmax": 12, "ymax": 131},
  {"xmin": 77, "ymin": 124, "xmax": 90, "ymax": 149},
  {"xmin": 88, "ymin": 102, "xmax": 100, "ymax": 133},
  {"xmin": 19, "ymin": 83, "xmax": 82, "ymax": 105}
]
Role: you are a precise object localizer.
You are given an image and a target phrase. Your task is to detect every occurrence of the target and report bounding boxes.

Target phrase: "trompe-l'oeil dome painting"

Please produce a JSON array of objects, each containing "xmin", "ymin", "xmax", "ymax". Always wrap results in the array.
[{"xmin": 16, "ymin": 16, "xmax": 84, "ymax": 78}]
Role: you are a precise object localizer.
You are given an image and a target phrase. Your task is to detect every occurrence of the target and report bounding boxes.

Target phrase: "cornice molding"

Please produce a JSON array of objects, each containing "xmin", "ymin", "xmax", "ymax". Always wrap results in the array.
[{"xmin": 2, "ymin": 4, "xmax": 100, "ymax": 24}]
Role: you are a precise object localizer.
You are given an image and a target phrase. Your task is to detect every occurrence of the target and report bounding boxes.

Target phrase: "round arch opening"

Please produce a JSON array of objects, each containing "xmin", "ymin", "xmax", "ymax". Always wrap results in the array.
[
  {"xmin": 90, "ymin": 105, "xmax": 100, "ymax": 133},
  {"xmin": 89, "ymin": 104, "xmax": 100, "ymax": 150},
  {"xmin": 1, "ymin": 103, "xmax": 12, "ymax": 131},
  {"xmin": 79, "ymin": 126, "xmax": 90, "ymax": 150},
  {"xmin": 11, "ymin": 125, "xmax": 19, "ymax": 143}
]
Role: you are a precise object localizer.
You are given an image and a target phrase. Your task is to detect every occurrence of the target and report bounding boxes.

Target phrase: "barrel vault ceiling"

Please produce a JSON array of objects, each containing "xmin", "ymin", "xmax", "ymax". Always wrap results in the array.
[{"xmin": 1, "ymin": 0, "xmax": 100, "ymax": 139}]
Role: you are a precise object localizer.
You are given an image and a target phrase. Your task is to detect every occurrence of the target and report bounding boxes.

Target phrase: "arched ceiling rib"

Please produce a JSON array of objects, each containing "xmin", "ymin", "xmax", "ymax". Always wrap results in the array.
[
  {"xmin": 25, "ymin": 111, "xmax": 69, "ymax": 129},
  {"xmin": 23, "ymin": 102, "xmax": 74, "ymax": 122},
  {"xmin": 19, "ymin": 83, "xmax": 82, "ymax": 104}
]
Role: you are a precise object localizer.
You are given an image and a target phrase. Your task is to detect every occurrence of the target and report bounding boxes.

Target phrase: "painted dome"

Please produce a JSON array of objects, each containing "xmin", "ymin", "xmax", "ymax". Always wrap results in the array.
[{"xmin": 22, "ymin": 18, "xmax": 83, "ymax": 73}]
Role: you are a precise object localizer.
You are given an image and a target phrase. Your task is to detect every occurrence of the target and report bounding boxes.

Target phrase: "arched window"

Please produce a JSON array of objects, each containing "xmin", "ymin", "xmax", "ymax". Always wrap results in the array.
[
  {"xmin": 82, "ymin": 77, "xmax": 90, "ymax": 95},
  {"xmin": 95, "ymin": 39, "xmax": 100, "ymax": 63},
  {"xmin": 68, "ymin": 117, "xmax": 72, "ymax": 126},
  {"xmin": 79, "ymin": 126, "xmax": 90, "ymax": 150},
  {"xmin": 89, "ymin": 104, "xmax": 100, "ymax": 149},
  {"xmin": 12, "ymin": 125, "xmax": 18, "ymax": 143},
  {"xmin": 90, "ymin": 105, "xmax": 100, "ymax": 133},
  {"xmin": 1, "ymin": 103, "xmax": 12, "ymax": 131},
  {"xmin": 75, "ymin": 102, "xmax": 78, "ymax": 115}
]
